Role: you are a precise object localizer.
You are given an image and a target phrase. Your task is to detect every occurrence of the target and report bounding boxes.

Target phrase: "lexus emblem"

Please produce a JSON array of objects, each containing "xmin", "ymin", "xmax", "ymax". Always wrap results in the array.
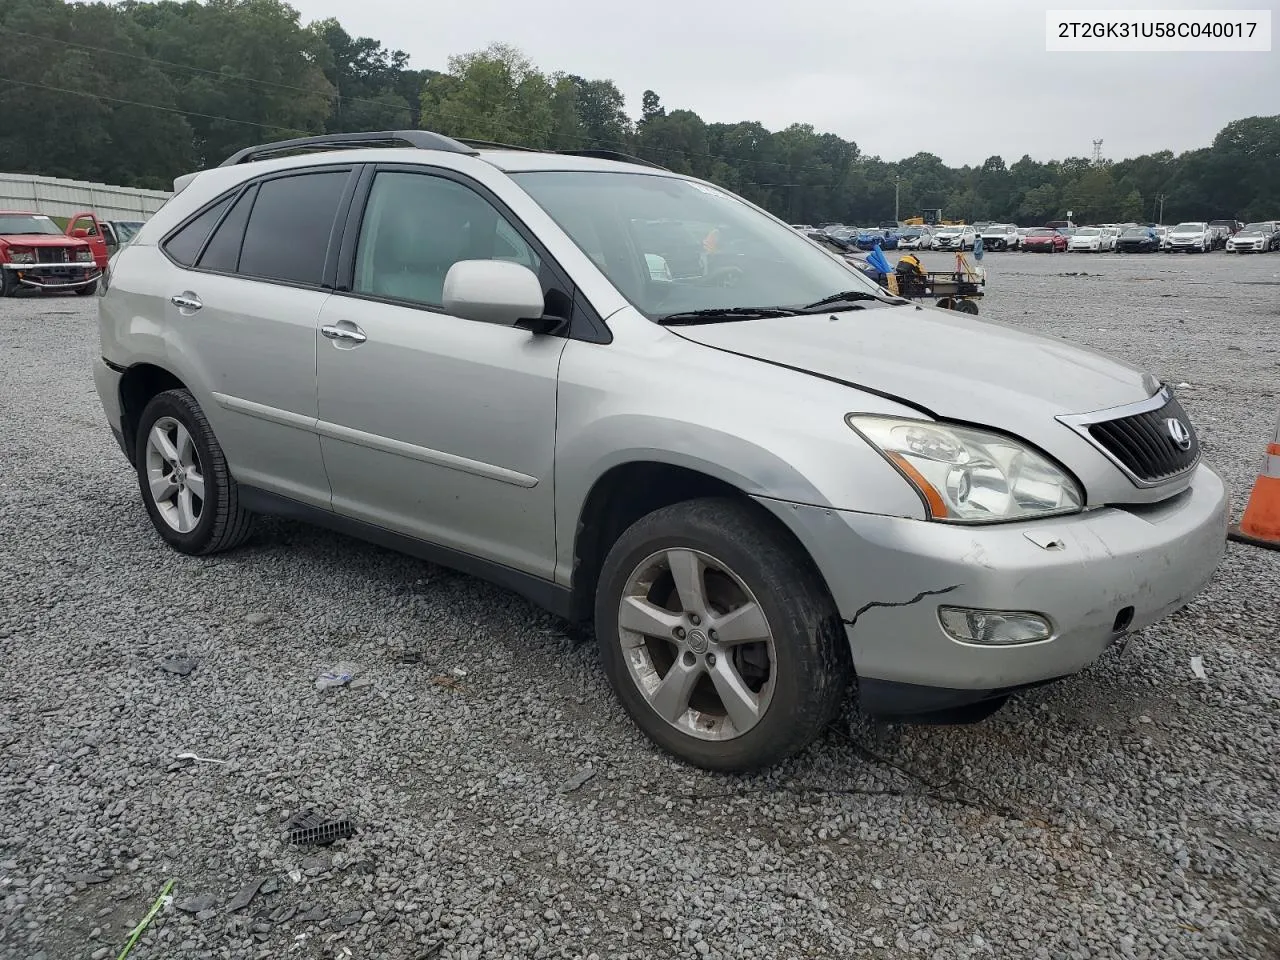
[{"xmin": 1166, "ymin": 418, "xmax": 1192, "ymax": 451}]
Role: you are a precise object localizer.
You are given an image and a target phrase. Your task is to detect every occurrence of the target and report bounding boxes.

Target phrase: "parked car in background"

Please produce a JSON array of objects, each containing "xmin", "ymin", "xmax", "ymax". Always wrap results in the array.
[
  {"xmin": 1116, "ymin": 225, "xmax": 1161, "ymax": 253},
  {"xmin": 93, "ymin": 129, "xmax": 1228, "ymax": 771},
  {"xmin": 980, "ymin": 223, "xmax": 1020, "ymax": 251},
  {"xmin": 1067, "ymin": 227, "xmax": 1106, "ymax": 252},
  {"xmin": 855, "ymin": 227, "xmax": 897, "ymax": 251},
  {"xmin": 1153, "ymin": 226, "xmax": 1170, "ymax": 250},
  {"xmin": 1015, "ymin": 227, "xmax": 1032, "ymax": 248},
  {"xmin": 932, "ymin": 224, "xmax": 976, "ymax": 251},
  {"xmin": 1166, "ymin": 221, "xmax": 1212, "ymax": 253},
  {"xmin": 0, "ymin": 211, "xmax": 101, "ymax": 296},
  {"xmin": 897, "ymin": 226, "xmax": 933, "ymax": 250},
  {"xmin": 1022, "ymin": 227, "xmax": 1068, "ymax": 253},
  {"xmin": 1208, "ymin": 219, "xmax": 1242, "ymax": 245},
  {"xmin": 1226, "ymin": 221, "xmax": 1280, "ymax": 253},
  {"xmin": 1206, "ymin": 223, "xmax": 1232, "ymax": 250},
  {"xmin": 1045, "ymin": 219, "xmax": 1075, "ymax": 231},
  {"xmin": 1099, "ymin": 227, "xmax": 1119, "ymax": 251}
]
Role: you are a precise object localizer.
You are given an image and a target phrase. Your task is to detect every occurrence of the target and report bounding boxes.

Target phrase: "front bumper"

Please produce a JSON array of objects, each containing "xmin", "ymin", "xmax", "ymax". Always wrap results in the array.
[
  {"xmin": 1228, "ymin": 240, "xmax": 1266, "ymax": 252},
  {"xmin": 758, "ymin": 463, "xmax": 1228, "ymax": 715},
  {"xmin": 2, "ymin": 262, "xmax": 101, "ymax": 290}
]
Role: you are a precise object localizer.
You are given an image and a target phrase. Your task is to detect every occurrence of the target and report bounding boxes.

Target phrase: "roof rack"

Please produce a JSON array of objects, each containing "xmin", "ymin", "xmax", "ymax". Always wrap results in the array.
[
  {"xmin": 453, "ymin": 138, "xmax": 541, "ymax": 153},
  {"xmin": 555, "ymin": 149, "xmax": 668, "ymax": 170},
  {"xmin": 219, "ymin": 130, "xmax": 478, "ymax": 167}
]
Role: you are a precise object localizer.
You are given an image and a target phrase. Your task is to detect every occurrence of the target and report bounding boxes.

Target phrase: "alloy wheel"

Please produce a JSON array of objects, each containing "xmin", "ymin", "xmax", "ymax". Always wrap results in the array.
[
  {"xmin": 144, "ymin": 416, "xmax": 205, "ymax": 533},
  {"xmin": 617, "ymin": 548, "xmax": 776, "ymax": 741}
]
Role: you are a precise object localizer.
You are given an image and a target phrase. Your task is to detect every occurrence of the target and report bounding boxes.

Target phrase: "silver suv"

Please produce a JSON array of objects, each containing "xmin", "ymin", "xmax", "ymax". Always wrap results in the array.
[{"xmin": 92, "ymin": 131, "xmax": 1228, "ymax": 771}]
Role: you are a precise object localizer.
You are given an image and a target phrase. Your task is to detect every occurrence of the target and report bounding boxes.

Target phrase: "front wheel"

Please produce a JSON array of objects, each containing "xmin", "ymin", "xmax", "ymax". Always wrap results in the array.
[
  {"xmin": 135, "ymin": 389, "xmax": 255, "ymax": 556},
  {"xmin": 76, "ymin": 280, "xmax": 98, "ymax": 297},
  {"xmin": 594, "ymin": 498, "xmax": 851, "ymax": 772}
]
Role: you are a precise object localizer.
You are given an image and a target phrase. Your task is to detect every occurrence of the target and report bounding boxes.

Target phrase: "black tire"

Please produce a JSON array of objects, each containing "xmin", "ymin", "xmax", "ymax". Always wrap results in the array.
[
  {"xmin": 76, "ymin": 280, "xmax": 98, "ymax": 297},
  {"xmin": 594, "ymin": 497, "xmax": 851, "ymax": 772},
  {"xmin": 134, "ymin": 388, "xmax": 254, "ymax": 556},
  {"xmin": 0, "ymin": 271, "xmax": 16, "ymax": 297},
  {"xmin": 955, "ymin": 299, "xmax": 979, "ymax": 315}
]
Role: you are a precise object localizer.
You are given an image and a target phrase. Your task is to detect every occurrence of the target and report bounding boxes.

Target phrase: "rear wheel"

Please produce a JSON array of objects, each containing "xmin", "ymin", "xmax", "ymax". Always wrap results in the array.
[
  {"xmin": 135, "ymin": 389, "xmax": 254, "ymax": 556},
  {"xmin": 954, "ymin": 299, "xmax": 979, "ymax": 315},
  {"xmin": 594, "ymin": 498, "xmax": 851, "ymax": 771}
]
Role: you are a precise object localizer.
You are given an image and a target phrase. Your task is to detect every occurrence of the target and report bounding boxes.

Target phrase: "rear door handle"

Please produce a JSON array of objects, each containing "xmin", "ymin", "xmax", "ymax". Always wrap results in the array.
[
  {"xmin": 170, "ymin": 293, "xmax": 202, "ymax": 311},
  {"xmin": 321, "ymin": 323, "xmax": 367, "ymax": 344}
]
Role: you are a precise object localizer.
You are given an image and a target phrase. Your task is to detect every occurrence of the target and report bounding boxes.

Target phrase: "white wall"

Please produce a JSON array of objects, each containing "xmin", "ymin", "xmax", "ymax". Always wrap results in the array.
[{"xmin": 0, "ymin": 172, "xmax": 171, "ymax": 220}]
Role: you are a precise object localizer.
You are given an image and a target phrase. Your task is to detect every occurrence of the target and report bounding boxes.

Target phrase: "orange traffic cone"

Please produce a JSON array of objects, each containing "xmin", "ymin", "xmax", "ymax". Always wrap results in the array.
[{"xmin": 1228, "ymin": 410, "xmax": 1280, "ymax": 552}]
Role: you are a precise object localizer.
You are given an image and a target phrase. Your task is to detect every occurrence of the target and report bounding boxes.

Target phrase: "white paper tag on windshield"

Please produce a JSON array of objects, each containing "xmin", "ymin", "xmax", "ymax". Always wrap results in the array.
[
  {"xmin": 33, "ymin": 214, "xmax": 51, "ymax": 220},
  {"xmin": 689, "ymin": 182, "xmax": 729, "ymax": 199}
]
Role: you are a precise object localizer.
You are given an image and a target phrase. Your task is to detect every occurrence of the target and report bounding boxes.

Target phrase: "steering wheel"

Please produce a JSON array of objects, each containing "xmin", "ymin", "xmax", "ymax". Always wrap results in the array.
[{"xmin": 701, "ymin": 265, "xmax": 743, "ymax": 288}]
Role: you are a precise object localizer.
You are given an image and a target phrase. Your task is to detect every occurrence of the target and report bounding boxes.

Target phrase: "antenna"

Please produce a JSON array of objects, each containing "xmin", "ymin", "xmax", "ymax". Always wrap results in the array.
[{"xmin": 1092, "ymin": 139, "xmax": 1104, "ymax": 164}]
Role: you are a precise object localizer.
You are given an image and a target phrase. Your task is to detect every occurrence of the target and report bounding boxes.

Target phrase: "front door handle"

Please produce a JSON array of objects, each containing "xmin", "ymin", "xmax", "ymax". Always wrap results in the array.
[
  {"xmin": 321, "ymin": 323, "xmax": 367, "ymax": 345},
  {"xmin": 170, "ymin": 293, "xmax": 202, "ymax": 311}
]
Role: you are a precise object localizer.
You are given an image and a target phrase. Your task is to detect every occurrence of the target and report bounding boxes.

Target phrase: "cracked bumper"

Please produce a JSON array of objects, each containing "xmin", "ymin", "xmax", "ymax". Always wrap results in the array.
[{"xmin": 756, "ymin": 463, "xmax": 1229, "ymax": 715}]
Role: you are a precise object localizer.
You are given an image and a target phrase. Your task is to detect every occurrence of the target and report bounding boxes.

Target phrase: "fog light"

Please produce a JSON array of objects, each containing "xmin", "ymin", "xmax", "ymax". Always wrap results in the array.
[{"xmin": 939, "ymin": 606, "xmax": 1052, "ymax": 645}]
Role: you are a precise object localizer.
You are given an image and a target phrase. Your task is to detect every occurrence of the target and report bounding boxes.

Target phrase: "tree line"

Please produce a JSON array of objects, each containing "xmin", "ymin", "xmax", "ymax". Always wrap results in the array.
[{"xmin": 2, "ymin": 0, "xmax": 1277, "ymax": 225}]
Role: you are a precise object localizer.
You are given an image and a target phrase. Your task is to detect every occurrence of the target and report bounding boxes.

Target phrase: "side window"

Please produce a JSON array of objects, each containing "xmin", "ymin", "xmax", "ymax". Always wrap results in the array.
[
  {"xmin": 352, "ymin": 171, "xmax": 542, "ymax": 308},
  {"xmin": 196, "ymin": 186, "xmax": 256, "ymax": 274},
  {"xmin": 238, "ymin": 171, "xmax": 349, "ymax": 286},
  {"xmin": 162, "ymin": 196, "xmax": 232, "ymax": 267}
]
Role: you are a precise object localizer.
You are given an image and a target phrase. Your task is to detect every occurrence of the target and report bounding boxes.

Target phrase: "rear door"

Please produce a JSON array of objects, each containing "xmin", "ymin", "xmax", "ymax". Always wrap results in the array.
[
  {"xmin": 159, "ymin": 166, "xmax": 358, "ymax": 508},
  {"xmin": 314, "ymin": 165, "xmax": 571, "ymax": 579}
]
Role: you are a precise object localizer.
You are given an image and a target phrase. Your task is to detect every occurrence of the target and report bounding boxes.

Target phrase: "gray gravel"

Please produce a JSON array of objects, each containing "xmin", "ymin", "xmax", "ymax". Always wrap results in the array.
[{"xmin": 1, "ymin": 249, "xmax": 1278, "ymax": 960}]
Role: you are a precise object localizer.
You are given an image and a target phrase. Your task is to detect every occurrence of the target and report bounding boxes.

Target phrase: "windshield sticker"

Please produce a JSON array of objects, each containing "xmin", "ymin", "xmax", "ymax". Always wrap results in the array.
[{"xmin": 33, "ymin": 214, "xmax": 51, "ymax": 220}]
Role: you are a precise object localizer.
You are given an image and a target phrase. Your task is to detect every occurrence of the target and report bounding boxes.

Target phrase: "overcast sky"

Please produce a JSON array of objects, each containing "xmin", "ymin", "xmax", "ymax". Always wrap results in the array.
[{"xmin": 286, "ymin": 0, "xmax": 1277, "ymax": 166}]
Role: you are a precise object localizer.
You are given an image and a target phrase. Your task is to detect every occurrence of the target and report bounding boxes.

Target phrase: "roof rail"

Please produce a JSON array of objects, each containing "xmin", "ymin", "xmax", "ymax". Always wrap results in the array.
[
  {"xmin": 555, "ymin": 149, "xmax": 669, "ymax": 171},
  {"xmin": 219, "ymin": 130, "xmax": 479, "ymax": 167},
  {"xmin": 453, "ymin": 138, "xmax": 541, "ymax": 153}
]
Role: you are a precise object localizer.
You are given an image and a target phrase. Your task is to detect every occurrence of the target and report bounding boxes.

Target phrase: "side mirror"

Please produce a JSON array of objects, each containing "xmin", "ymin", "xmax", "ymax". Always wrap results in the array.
[
  {"xmin": 442, "ymin": 259, "xmax": 545, "ymax": 328},
  {"xmin": 71, "ymin": 227, "xmax": 90, "ymax": 239}
]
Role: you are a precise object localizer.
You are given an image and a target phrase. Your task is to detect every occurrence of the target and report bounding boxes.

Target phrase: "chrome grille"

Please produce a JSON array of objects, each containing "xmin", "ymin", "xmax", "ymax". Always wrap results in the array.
[{"xmin": 1059, "ymin": 388, "xmax": 1200, "ymax": 487}]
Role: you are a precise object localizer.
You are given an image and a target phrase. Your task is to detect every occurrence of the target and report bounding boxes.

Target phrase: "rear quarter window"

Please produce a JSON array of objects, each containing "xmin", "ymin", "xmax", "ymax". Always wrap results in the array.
[{"xmin": 162, "ymin": 196, "xmax": 233, "ymax": 267}]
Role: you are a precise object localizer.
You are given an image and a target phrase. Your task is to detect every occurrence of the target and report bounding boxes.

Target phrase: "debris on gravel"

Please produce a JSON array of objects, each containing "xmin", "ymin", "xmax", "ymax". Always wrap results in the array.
[{"xmin": 0, "ymin": 254, "xmax": 1277, "ymax": 960}]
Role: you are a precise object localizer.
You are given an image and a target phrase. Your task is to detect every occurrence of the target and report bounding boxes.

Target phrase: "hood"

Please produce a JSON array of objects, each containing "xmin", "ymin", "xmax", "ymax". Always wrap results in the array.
[
  {"xmin": 668, "ymin": 305, "xmax": 1158, "ymax": 459},
  {"xmin": 0, "ymin": 233, "xmax": 87, "ymax": 248},
  {"xmin": 1023, "ymin": 234, "xmax": 1057, "ymax": 242}
]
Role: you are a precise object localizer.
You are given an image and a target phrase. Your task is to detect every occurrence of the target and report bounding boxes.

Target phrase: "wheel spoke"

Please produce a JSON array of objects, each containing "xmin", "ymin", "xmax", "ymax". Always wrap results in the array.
[
  {"xmin": 176, "ymin": 487, "xmax": 197, "ymax": 531},
  {"xmin": 149, "ymin": 424, "xmax": 179, "ymax": 465},
  {"xmin": 174, "ymin": 423, "xmax": 195, "ymax": 466},
  {"xmin": 666, "ymin": 549, "xmax": 708, "ymax": 617},
  {"xmin": 711, "ymin": 601, "xmax": 769, "ymax": 646},
  {"xmin": 619, "ymin": 596, "xmax": 682, "ymax": 639},
  {"xmin": 184, "ymin": 468, "xmax": 205, "ymax": 501},
  {"xmin": 148, "ymin": 472, "xmax": 177, "ymax": 503},
  {"xmin": 709, "ymin": 658, "xmax": 761, "ymax": 733},
  {"xmin": 649, "ymin": 658, "xmax": 702, "ymax": 723}
]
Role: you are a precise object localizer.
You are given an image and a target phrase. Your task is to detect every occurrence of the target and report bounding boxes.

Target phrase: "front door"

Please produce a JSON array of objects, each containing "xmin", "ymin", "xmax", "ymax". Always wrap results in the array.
[{"xmin": 315, "ymin": 168, "xmax": 567, "ymax": 579}]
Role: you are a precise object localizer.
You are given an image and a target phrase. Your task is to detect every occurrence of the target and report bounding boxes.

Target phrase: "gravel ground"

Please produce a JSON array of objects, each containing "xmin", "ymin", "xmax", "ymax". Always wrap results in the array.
[{"xmin": 1, "ymin": 249, "xmax": 1277, "ymax": 960}]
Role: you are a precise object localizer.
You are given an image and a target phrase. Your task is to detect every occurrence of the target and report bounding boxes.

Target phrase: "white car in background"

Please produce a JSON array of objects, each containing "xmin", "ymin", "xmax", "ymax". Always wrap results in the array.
[
  {"xmin": 896, "ymin": 226, "xmax": 934, "ymax": 250},
  {"xmin": 1226, "ymin": 221, "xmax": 1280, "ymax": 253},
  {"xmin": 932, "ymin": 224, "xmax": 975, "ymax": 251},
  {"xmin": 1068, "ymin": 227, "xmax": 1106, "ymax": 252},
  {"xmin": 980, "ymin": 223, "xmax": 1020, "ymax": 251},
  {"xmin": 1099, "ymin": 227, "xmax": 1119, "ymax": 251},
  {"xmin": 1166, "ymin": 221, "xmax": 1212, "ymax": 253}
]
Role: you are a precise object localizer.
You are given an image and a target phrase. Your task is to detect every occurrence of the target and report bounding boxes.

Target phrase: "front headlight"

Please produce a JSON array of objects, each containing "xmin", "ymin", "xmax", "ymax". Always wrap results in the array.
[
  {"xmin": 846, "ymin": 415, "xmax": 1084, "ymax": 523},
  {"xmin": 7, "ymin": 248, "xmax": 35, "ymax": 264},
  {"xmin": 75, "ymin": 249, "xmax": 94, "ymax": 263}
]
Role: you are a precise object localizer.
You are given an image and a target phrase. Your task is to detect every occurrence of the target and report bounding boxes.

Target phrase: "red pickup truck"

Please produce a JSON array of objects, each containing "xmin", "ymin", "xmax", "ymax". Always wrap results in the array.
[{"xmin": 0, "ymin": 211, "xmax": 101, "ymax": 296}]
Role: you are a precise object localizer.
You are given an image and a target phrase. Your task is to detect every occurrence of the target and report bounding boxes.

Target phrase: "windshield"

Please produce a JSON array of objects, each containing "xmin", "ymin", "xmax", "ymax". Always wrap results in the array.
[
  {"xmin": 0, "ymin": 214, "xmax": 65, "ymax": 236},
  {"xmin": 511, "ymin": 171, "xmax": 888, "ymax": 319},
  {"xmin": 900, "ymin": 228, "xmax": 921, "ymax": 237},
  {"xmin": 1028, "ymin": 228, "xmax": 1056, "ymax": 236},
  {"xmin": 1174, "ymin": 222, "xmax": 1204, "ymax": 231},
  {"xmin": 1242, "ymin": 222, "xmax": 1270, "ymax": 232},
  {"xmin": 983, "ymin": 225, "xmax": 1007, "ymax": 232},
  {"xmin": 1076, "ymin": 228, "xmax": 1100, "ymax": 236},
  {"xmin": 113, "ymin": 221, "xmax": 144, "ymax": 242},
  {"xmin": 1122, "ymin": 227, "xmax": 1149, "ymax": 237}
]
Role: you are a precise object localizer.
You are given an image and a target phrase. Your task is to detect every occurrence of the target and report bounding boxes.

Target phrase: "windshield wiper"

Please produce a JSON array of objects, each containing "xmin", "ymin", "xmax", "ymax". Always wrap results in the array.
[
  {"xmin": 657, "ymin": 306, "xmax": 801, "ymax": 325},
  {"xmin": 799, "ymin": 290, "xmax": 901, "ymax": 312}
]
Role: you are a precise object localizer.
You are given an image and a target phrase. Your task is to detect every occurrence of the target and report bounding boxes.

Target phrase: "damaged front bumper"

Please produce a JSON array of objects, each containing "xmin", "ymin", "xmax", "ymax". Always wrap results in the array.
[
  {"xmin": 757, "ymin": 462, "xmax": 1229, "ymax": 718},
  {"xmin": 2, "ymin": 262, "xmax": 101, "ymax": 290}
]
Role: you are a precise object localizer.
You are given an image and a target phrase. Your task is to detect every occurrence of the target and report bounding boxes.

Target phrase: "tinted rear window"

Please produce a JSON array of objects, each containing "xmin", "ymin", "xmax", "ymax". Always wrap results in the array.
[
  {"xmin": 238, "ymin": 171, "xmax": 349, "ymax": 285},
  {"xmin": 163, "ymin": 196, "xmax": 232, "ymax": 266}
]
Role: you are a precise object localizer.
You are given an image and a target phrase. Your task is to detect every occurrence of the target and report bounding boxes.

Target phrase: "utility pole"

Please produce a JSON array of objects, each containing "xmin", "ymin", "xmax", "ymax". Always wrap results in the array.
[
  {"xmin": 894, "ymin": 176, "xmax": 901, "ymax": 223},
  {"xmin": 1155, "ymin": 193, "xmax": 1165, "ymax": 224}
]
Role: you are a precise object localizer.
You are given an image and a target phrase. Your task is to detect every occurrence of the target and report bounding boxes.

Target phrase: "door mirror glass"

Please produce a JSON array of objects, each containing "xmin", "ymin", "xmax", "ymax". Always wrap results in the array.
[{"xmin": 442, "ymin": 260, "xmax": 544, "ymax": 327}]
